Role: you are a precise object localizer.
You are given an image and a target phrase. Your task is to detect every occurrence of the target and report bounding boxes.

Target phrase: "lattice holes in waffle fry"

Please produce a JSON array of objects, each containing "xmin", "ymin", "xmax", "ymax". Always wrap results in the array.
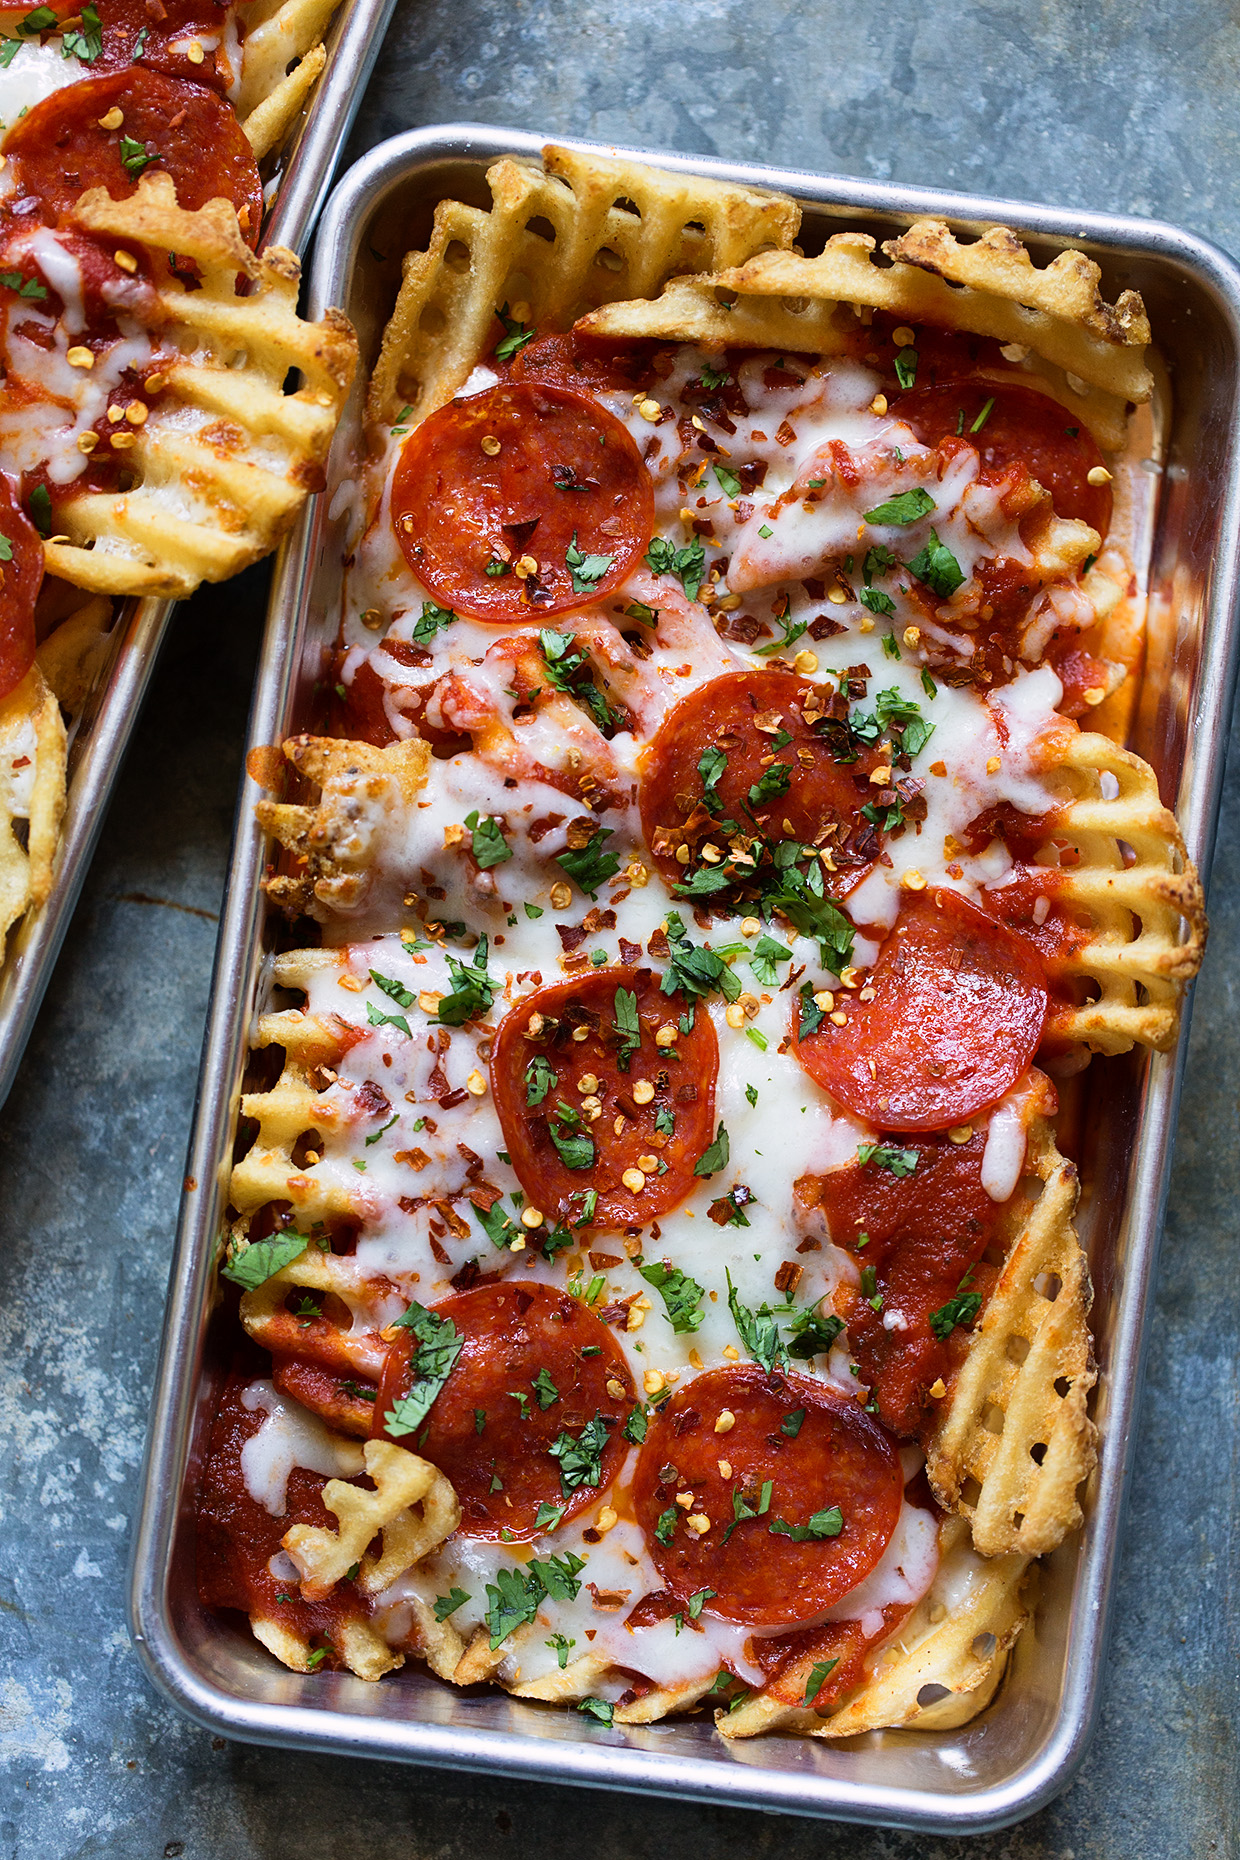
[
  {"xmin": 1040, "ymin": 730, "xmax": 1205, "ymax": 1054},
  {"xmin": 254, "ymin": 733, "xmax": 431, "ymax": 917},
  {"xmin": 927, "ymin": 1124, "xmax": 1095, "ymax": 1557},
  {"xmin": 283, "ymin": 1438, "xmax": 460, "ymax": 1601},
  {"xmin": 42, "ymin": 175, "xmax": 356, "ymax": 601},
  {"xmin": 368, "ymin": 144, "xmax": 799, "ymax": 430},
  {"xmin": 238, "ymin": 1247, "xmax": 389, "ymax": 1387},
  {"xmin": 251, "ymin": 1607, "xmax": 406, "ymax": 1682}
]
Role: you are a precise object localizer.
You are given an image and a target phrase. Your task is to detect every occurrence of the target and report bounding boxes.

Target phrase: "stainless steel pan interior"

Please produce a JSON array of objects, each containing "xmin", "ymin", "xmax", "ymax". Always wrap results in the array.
[
  {"xmin": 0, "ymin": 0, "xmax": 399, "ymax": 1111},
  {"xmin": 127, "ymin": 125, "xmax": 1240, "ymax": 1834}
]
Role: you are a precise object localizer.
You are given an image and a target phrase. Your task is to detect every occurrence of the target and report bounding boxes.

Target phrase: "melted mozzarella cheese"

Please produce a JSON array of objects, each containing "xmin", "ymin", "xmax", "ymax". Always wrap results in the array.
[
  {"xmin": 239, "ymin": 1380, "xmax": 365, "ymax": 1515},
  {"xmin": 0, "ymin": 39, "xmax": 76, "ymax": 131}
]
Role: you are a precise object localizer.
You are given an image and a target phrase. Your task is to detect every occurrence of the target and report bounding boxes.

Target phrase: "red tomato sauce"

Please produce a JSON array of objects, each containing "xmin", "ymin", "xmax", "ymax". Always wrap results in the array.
[{"xmin": 0, "ymin": 473, "xmax": 43, "ymax": 701}]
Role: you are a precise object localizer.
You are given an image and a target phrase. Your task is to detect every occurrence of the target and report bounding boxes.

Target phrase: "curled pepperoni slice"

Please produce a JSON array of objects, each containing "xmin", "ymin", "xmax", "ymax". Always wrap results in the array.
[
  {"xmin": 0, "ymin": 474, "xmax": 42, "ymax": 704},
  {"xmin": 894, "ymin": 383, "xmax": 1112, "ymax": 537},
  {"xmin": 632, "ymin": 1366, "xmax": 903, "ymax": 1626},
  {"xmin": 389, "ymin": 382, "xmax": 653, "ymax": 622},
  {"xmin": 638, "ymin": 670, "xmax": 877, "ymax": 899},
  {"xmin": 92, "ymin": 0, "xmax": 239, "ymax": 91},
  {"xmin": 794, "ymin": 887, "xmax": 1048, "ymax": 1132},
  {"xmin": 510, "ymin": 331, "xmax": 664, "ymax": 396},
  {"xmin": 4, "ymin": 69, "xmax": 264, "ymax": 244},
  {"xmin": 373, "ymin": 1282, "xmax": 635, "ymax": 1539},
  {"xmin": 490, "ymin": 967, "xmax": 719, "ymax": 1231}
]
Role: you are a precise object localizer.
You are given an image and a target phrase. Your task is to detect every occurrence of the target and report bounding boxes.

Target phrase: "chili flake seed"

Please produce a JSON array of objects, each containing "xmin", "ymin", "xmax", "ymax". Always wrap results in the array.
[
  {"xmin": 869, "ymin": 763, "xmax": 893, "ymax": 786},
  {"xmin": 110, "ymin": 432, "xmax": 136, "ymax": 450},
  {"xmin": 716, "ymin": 592, "xmax": 742, "ymax": 611},
  {"xmin": 826, "ymin": 584, "xmax": 848, "ymax": 605},
  {"xmin": 337, "ymin": 974, "xmax": 364, "ymax": 992},
  {"xmin": 480, "ymin": 434, "xmax": 501, "ymax": 456},
  {"xmin": 793, "ymin": 649, "xmax": 819, "ymax": 674},
  {"xmin": 722, "ymin": 1344, "xmax": 741, "ymax": 1362},
  {"xmin": 125, "ymin": 401, "xmax": 148, "ymax": 425},
  {"xmin": 509, "ymin": 1234, "xmax": 526, "ymax": 1252},
  {"xmin": 626, "ymin": 859, "xmax": 649, "ymax": 887},
  {"xmin": 66, "ymin": 346, "xmax": 94, "ymax": 369},
  {"xmin": 621, "ymin": 1167, "xmax": 646, "ymax": 1192},
  {"xmin": 654, "ymin": 1025, "xmax": 678, "ymax": 1049},
  {"xmin": 869, "ymin": 392, "xmax": 888, "ymax": 414},
  {"xmin": 632, "ymin": 1079, "xmax": 655, "ymax": 1105},
  {"xmin": 986, "ymin": 755, "xmax": 1002, "ymax": 774},
  {"xmin": 714, "ymin": 1408, "xmax": 736, "ymax": 1434},
  {"xmin": 465, "ymin": 1069, "xmax": 488, "ymax": 1096},
  {"xmin": 113, "ymin": 249, "xmax": 138, "ymax": 273},
  {"xmin": 417, "ymin": 990, "xmax": 442, "ymax": 1013},
  {"xmin": 830, "ymin": 1010, "xmax": 848, "ymax": 1025},
  {"xmin": 107, "ymin": 405, "xmax": 124, "ymax": 424},
  {"xmin": 98, "ymin": 106, "xmax": 124, "ymax": 129},
  {"xmin": 1086, "ymin": 465, "xmax": 1113, "ymax": 486},
  {"xmin": 675, "ymin": 1492, "xmax": 695, "ymax": 1512},
  {"xmin": 903, "ymin": 626, "xmax": 921, "ymax": 648},
  {"xmin": 892, "ymin": 325, "xmax": 916, "ymax": 347},
  {"xmin": 717, "ymin": 1459, "xmax": 732, "ymax": 1479},
  {"xmin": 77, "ymin": 432, "xmax": 98, "ymax": 454},
  {"xmin": 360, "ymin": 608, "xmax": 383, "ymax": 630},
  {"xmin": 740, "ymin": 916, "xmax": 760, "ymax": 938},
  {"xmin": 514, "ymin": 554, "xmax": 539, "ymax": 579},
  {"xmin": 947, "ymin": 1125, "xmax": 974, "ymax": 1144},
  {"xmin": 674, "ymin": 844, "xmax": 691, "ymax": 864},
  {"xmin": 813, "ymin": 989, "xmax": 834, "ymax": 1011},
  {"xmin": 571, "ymin": 1026, "xmax": 590, "ymax": 1042},
  {"xmin": 145, "ymin": 371, "xmax": 165, "ymax": 394},
  {"xmin": 637, "ymin": 1153, "xmax": 657, "ymax": 1172},
  {"xmin": 576, "ymin": 1072, "xmax": 599, "ymax": 1095},
  {"xmin": 643, "ymin": 1369, "xmax": 666, "ymax": 1395},
  {"xmin": 638, "ymin": 398, "xmax": 662, "ymax": 422},
  {"xmin": 520, "ymin": 1206, "xmax": 545, "ymax": 1228},
  {"xmin": 186, "ymin": 37, "xmax": 204, "ymax": 61},
  {"xmin": 685, "ymin": 1514, "xmax": 710, "ymax": 1535},
  {"xmin": 929, "ymin": 1378, "xmax": 947, "ymax": 1399},
  {"xmin": 595, "ymin": 1505, "xmax": 618, "ymax": 1535},
  {"xmin": 605, "ymin": 1378, "xmax": 627, "ymax": 1400},
  {"xmin": 724, "ymin": 1003, "xmax": 746, "ymax": 1030},
  {"xmin": 839, "ymin": 967, "xmax": 860, "ymax": 989},
  {"xmin": 902, "ymin": 869, "xmax": 927, "ymax": 892},
  {"xmin": 550, "ymin": 882, "xmax": 573, "ymax": 909}
]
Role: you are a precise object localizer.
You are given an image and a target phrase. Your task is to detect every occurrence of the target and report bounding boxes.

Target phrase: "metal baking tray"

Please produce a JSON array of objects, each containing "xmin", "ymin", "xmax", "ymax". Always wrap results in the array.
[
  {"xmin": 127, "ymin": 125, "xmax": 1240, "ymax": 1833},
  {"xmin": 0, "ymin": 0, "xmax": 398, "ymax": 1111}
]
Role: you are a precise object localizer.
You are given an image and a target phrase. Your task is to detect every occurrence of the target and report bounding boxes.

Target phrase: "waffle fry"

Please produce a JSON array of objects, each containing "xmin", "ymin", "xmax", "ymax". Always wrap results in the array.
[
  {"xmin": 0, "ymin": 666, "xmax": 67, "ymax": 954},
  {"xmin": 42, "ymin": 175, "xmax": 356, "ymax": 602},
  {"xmin": 368, "ymin": 144, "xmax": 799, "ymax": 429},
  {"xmin": 1039, "ymin": 731, "xmax": 1205, "ymax": 1054},
  {"xmin": 251, "ymin": 1607, "xmax": 404, "ymax": 1682},
  {"xmin": 283, "ymin": 1438, "xmax": 460, "ymax": 1600},
  {"xmin": 254, "ymin": 733, "xmax": 432, "ymax": 917},
  {"xmin": 236, "ymin": 0, "xmax": 339, "ymax": 162}
]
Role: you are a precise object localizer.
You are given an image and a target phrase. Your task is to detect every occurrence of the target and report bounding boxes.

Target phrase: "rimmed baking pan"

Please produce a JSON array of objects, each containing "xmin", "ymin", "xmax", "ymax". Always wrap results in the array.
[
  {"xmin": 127, "ymin": 124, "xmax": 1240, "ymax": 1833},
  {"xmin": 0, "ymin": 0, "xmax": 399, "ymax": 1112}
]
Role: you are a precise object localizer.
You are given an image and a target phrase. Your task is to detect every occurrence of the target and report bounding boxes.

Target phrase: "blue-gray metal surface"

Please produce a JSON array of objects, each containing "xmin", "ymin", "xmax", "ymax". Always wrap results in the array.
[{"xmin": 3, "ymin": 3, "xmax": 1238, "ymax": 1856}]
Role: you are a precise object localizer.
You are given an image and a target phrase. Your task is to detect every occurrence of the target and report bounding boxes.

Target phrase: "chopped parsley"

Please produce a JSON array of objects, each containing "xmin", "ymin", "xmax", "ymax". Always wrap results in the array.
[
  {"xmin": 221, "ymin": 1231, "xmax": 308, "ymax": 1289},
  {"xmin": 722, "ymin": 1477, "xmax": 773, "ymax": 1545},
  {"xmin": 859, "ymin": 586, "xmax": 896, "ymax": 617},
  {"xmin": 804, "ymin": 1657, "xmax": 840, "ymax": 1705},
  {"xmin": 465, "ymin": 810, "xmax": 512, "ymax": 869},
  {"xmin": 16, "ymin": 5, "xmax": 56, "ymax": 32},
  {"xmin": 699, "ymin": 361, "xmax": 732, "ymax": 389},
  {"xmin": 797, "ymin": 981, "xmax": 826, "ymax": 1038},
  {"xmin": 433, "ymin": 1588, "xmax": 470, "ymax": 1621},
  {"xmin": 661, "ymin": 912, "xmax": 742, "ymax": 1004},
  {"xmin": 625, "ymin": 600, "xmax": 658, "ymax": 625},
  {"xmin": 556, "ymin": 827, "xmax": 621, "ymax": 898},
  {"xmin": 533, "ymin": 1500, "xmax": 565, "ymax": 1532},
  {"xmin": 622, "ymin": 1405, "xmax": 648, "ymax": 1444},
  {"xmin": 547, "ymin": 1632, "xmax": 576, "ymax": 1668},
  {"xmin": 694, "ymin": 1122, "xmax": 730, "ymax": 1177},
  {"xmin": 119, "ymin": 135, "xmax": 158, "ymax": 175},
  {"xmin": 751, "ymin": 608, "xmax": 808, "ymax": 659},
  {"xmin": 747, "ymin": 762, "xmax": 791, "ymax": 809},
  {"xmin": 537, "ymin": 628, "xmax": 618, "ymax": 732},
  {"xmin": 780, "ymin": 1408, "xmax": 806, "ymax": 1438},
  {"xmin": 531, "ymin": 1368, "xmax": 560, "ymax": 1410},
  {"xmin": 27, "ymin": 484, "xmax": 51, "ymax": 537},
  {"xmin": 644, "ymin": 534, "xmax": 707, "ymax": 601},
  {"xmin": 578, "ymin": 1697, "xmax": 614, "ymax": 1727},
  {"xmin": 565, "ymin": 530, "xmax": 614, "ymax": 596},
  {"xmin": 748, "ymin": 933, "xmax": 791, "ymax": 987},
  {"xmin": 612, "ymin": 987, "xmax": 641, "ymax": 1070},
  {"xmin": 472, "ymin": 1197, "xmax": 522, "ymax": 1250},
  {"xmin": 525, "ymin": 1055, "xmax": 557, "ymax": 1106},
  {"xmin": 365, "ymin": 1113, "xmax": 398, "ymax": 1147},
  {"xmin": 713, "ymin": 462, "xmax": 742, "ymax": 497},
  {"xmin": 639, "ymin": 1260, "xmax": 705, "ymax": 1333},
  {"xmin": 745, "ymin": 1082, "xmax": 759, "ymax": 1106},
  {"xmin": 788, "ymin": 1307, "xmax": 845, "ymax": 1358},
  {"xmin": 697, "ymin": 743, "xmax": 728, "ymax": 814},
  {"xmin": 856, "ymin": 1142, "xmax": 919, "ymax": 1177},
  {"xmin": 906, "ymin": 529, "xmax": 965, "ymax": 598},
  {"xmin": 863, "ymin": 487, "xmax": 935, "ymax": 526},
  {"xmin": 384, "ymin": 1302, "xmax": 464, "ymax": 1435},
  {"xmin": 893, "ymin": 346, "xmax": 918, "ymax": 389},
  {"xmin": 485, "ymin": 1551, "xmax": 586, "ymax": 1647},
  {"xmin": 61, "ymin": 1, "xmax": 101, "ymax": 60},
  {"xmin": 769, "ymin": 1506, "xmax": 843, "ymax": 1541},
  {"xmin": 708, "ymin": 1186, "xmax": 752, "ymax": 1228},
  {"xmin": 655, "ymin": 1505, "xmax": 679, "ymax": 1544},
  {"xmin": 435, "ymin": 936, "xmax": 496, "ymax": 1025},
  {"xmin": 548, "ymin": 1101, "xmax": 595, "ymax": 1171},
  {"xmin": 411, "ymin": 599, "xmax": 457, "ymax": 647},
  {"xmin": 929, "ymin": 1288, "xmax": 983, "ymax": 1340},
  {"xmin": 726, "ymin": 1268, "xmax": 786, "ymax": 1375},
  {"xmin": 494, "ymin": 302, "xmax": 534, "ymax": 361},
  {"xmin": 970, "ymin": 396, "xmax": 995, "ymax": 434},
  {"xmin": 548, "ymin": 1412, "xmax": 611, "ymax": 1494}
]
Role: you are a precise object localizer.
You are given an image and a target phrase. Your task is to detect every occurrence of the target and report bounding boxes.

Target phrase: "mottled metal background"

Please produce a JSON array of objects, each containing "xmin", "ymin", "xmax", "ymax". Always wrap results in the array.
[{"xmin": 2, "ymin": 3, "xmax": 1238, "ymax": 1854}]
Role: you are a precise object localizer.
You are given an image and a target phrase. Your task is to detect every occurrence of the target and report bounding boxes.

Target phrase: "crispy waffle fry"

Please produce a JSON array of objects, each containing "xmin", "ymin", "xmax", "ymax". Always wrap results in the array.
[
  {"xmin": 255, "ymin": 733, "xmax": 432, "ymax": 916},
  {"xmin": 236, "ymin": 0, "xmax": 338, "ymax": 162},
  {"xmin": 251, "ymin": 1608, "xmax": 404, "ymax": 1681},
  {"xmin": 927, "ymin": 1129, "xmax": 1096, "ymax": 1557},
  {"xmin": 283, "ymin": 1438, "xmax": 460, "ymax": 1600},
  {"xmin": 42, "ymin": 175, "xmax": 355, "ymax": 601},
  {"xmin": 0, "ymin": 665, "xmax": 66, "ymax": 953},
  {"xmin": 720, "ymin": 1521, "xmax": 1029, "ymax": 1739},
  {"xmin": 238, "ymin": 1247, "xmax": 388, "ymax": 1384},
  {"xmin": 368, "ymin": 144, "xmax": 799, "ymax": 428},
  {"xmin": 1039, "ymin": 731, "xmax": 1205, "ymax": 1054},
  {"xmin": 579, "ymin": 225, "xmax": 1151, "ymax": 440}
]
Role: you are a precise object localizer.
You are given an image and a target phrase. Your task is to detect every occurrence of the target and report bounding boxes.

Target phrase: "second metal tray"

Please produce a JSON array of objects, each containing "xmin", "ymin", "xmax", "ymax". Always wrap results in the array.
[
  {"xmin": 0, "ymin": 0, "xmax": 398, "ymax": 1111},
  {"xmin": 128, "ymin": 125, "xmax": 1240, "ymax": 1833}
]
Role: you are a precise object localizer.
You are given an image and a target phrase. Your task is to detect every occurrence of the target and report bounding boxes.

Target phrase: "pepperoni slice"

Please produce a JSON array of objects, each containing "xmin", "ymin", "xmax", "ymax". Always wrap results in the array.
[
  {"xmin": 490, "ymin": 967, "xmax": 719, "ymax": 1231},
  {"xmin": 4, "ymin": 69, "xmax": 264, "ymax": 245},
  {"xmin": 510, "ymin": 331, "xmax": 664, "ymax": 396},
  {"xmin": 794, "ymin": 888, "xmax": 1048, "ymax": 1132},
  {"xmin": 638, "ymin": 670, "xmax": 877, "ymax": 898},
  {"xmin": 389, "ymin": 382, "xmax": 654, "ymax": 622},
  {"xmin": 894, "ymin": 383, "xmax": 1111, "ymax": 537},
  {"xmin": 0, "ymin": 474, "xmax": 42, "ymax": 704},
  {"xmin": 631, "ymin": 1366, "xmax": 903, "ymax": 1626},
  {"xmin": 372, "ymin": 1282, "xmax": 635, "ymax": 1539},
  {"xmin": 92, "ymin": 0, "xmax": 237, "ymax": 91}
]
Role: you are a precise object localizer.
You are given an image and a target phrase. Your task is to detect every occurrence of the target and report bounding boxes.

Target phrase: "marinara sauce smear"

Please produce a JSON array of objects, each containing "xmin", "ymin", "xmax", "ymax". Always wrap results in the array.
[
  {"xmin": 373, "ymin": 1282, "xmax": 635, "ymax": 1540},
  {"xmin": 390, "ymin": 381, "xmax": 654, "ymax": 622},
  {"xmin": 631, "ymin": 1366, "xmax": 904, "ymax": 1626}
]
